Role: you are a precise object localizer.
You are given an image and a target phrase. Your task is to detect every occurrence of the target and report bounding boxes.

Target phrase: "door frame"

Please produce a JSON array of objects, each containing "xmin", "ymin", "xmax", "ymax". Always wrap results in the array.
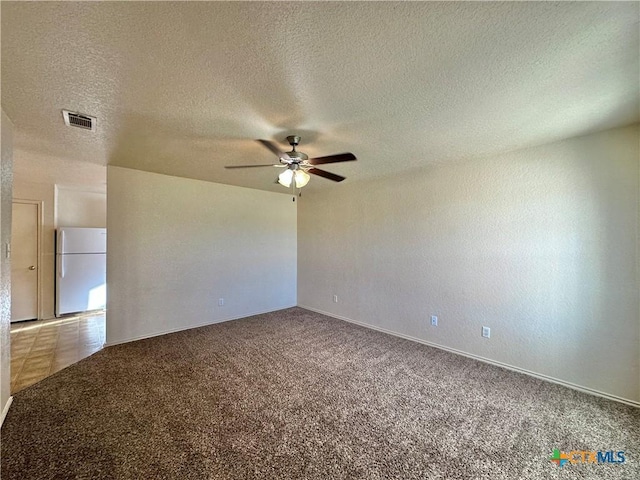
[{"xmin": 12, "ymin": 199, "xmax": 42, "ymax": 321}]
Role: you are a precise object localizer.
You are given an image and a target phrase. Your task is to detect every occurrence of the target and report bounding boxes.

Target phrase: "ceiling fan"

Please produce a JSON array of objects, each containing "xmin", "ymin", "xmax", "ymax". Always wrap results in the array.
[{"xmin": 225, "ymin": 136, "xmax": 357, "ymax": 200}]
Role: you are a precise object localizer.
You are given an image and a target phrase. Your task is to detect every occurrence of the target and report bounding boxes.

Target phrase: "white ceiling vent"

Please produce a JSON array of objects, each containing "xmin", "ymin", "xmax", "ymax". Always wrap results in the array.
[{"xmin": 62, "ymin": 110, "xmax": 97, "ymax": 132}]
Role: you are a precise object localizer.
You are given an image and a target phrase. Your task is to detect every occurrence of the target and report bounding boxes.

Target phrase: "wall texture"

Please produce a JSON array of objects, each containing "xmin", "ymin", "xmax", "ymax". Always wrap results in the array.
[
  {"xmin": 298, "ymin": 125, "xmax": 639, "ymax": 404},
  {"xmin": 12, "ymin": 181, "xmax": 55, "ymax": 319},
  {"xmin": 1, "ymin": 110, "xmax": 15, "ymax": 420},
  {"xmin": 106, "ymin": 166, "xmax": 297, "ymax": 345},
  {"xmin": 55, "ymin": 186, "xmax": 106, "ymax": 228}
]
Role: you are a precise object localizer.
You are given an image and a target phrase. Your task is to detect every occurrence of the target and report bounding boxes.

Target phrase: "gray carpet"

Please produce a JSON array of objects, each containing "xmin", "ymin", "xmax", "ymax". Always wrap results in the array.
[{"xmin": 1, "ymin": 307, "xmax": 638, "ymax": 479}]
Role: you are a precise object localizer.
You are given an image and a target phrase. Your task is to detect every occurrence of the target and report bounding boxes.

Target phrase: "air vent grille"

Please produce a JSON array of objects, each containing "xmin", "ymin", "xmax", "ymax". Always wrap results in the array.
[{"xmin": 62, "ymin": 110, "xmax": 97, "ymax": 131}]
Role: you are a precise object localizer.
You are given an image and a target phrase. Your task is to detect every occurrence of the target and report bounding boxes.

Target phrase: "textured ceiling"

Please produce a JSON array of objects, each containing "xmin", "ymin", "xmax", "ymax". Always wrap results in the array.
[{"xmin": 2, "ymin": 1, "xmax": 638, "ymax": 193}]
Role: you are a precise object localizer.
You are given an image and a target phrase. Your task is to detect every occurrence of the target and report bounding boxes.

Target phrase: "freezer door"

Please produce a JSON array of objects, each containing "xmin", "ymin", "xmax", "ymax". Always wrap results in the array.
[
  {"xmin": 57, "ymin": 228, "xmax": 107, "ymax": 254},
  {"xmin": 56, "ymin": 253, "xmax": 106, "ymax": 316}
]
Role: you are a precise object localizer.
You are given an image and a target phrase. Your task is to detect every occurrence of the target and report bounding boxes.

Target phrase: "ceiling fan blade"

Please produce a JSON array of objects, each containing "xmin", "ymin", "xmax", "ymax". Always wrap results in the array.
[
  {"xmin": 225, "ymin": 164, "xmax": 285, "ymax": 169},
  {"xmin": 307, "ymin": 153, "xmax": 356, "ymax": 165},
  {"xmin": 257, "ymin": 139, "xmax": 291, "ymax": 160},
  {"xmin": 308, "ymin": 167, "xmax": 346, "ymax": 182}
]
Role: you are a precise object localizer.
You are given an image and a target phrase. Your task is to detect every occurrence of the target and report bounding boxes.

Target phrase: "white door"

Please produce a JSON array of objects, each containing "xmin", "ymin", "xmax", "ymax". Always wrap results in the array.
[{"xmin": 11, "ymin": 202, "xmax": 39, "ymax": 321}]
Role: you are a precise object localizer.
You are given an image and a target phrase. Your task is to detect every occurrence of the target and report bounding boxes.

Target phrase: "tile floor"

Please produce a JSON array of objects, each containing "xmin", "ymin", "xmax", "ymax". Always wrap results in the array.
[{"xmin": 10, "ymin": 312, "xmax": 106, "ymax": 393}]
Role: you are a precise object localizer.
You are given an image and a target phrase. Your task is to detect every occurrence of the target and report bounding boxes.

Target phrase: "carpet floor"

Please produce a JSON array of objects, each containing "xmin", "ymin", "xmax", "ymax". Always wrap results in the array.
[{"xmin": 1, "ymin": 307, "xmax": 638, "ymax": 479}]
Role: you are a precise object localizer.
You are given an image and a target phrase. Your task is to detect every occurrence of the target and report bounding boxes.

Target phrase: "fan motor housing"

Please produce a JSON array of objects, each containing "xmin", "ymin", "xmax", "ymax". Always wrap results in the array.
[{"xmin": 287, "ymin": 150, "xmax": 309, "ymax": 161}]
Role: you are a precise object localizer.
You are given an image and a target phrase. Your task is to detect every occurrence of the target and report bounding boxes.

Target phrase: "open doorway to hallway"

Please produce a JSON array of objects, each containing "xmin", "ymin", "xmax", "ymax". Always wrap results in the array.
[{"xmin": 10, "ymin": 181, "xmax": 107, "ymax": 393}]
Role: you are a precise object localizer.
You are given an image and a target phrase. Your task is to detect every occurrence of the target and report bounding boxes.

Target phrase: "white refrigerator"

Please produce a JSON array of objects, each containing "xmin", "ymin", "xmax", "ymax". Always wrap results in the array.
[{"xmin": 56, "ymin": 227, "xmax": 107, "ymax": 317}]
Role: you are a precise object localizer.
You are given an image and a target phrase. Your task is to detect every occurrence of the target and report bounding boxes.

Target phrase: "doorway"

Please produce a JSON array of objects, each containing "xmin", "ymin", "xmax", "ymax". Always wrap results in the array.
[{"xmin": 11, "ymin": 201, "xmax": 40, "ymax": 322}]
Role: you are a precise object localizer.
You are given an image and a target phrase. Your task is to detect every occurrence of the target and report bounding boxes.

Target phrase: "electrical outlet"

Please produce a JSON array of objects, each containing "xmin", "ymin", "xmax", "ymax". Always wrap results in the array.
[
  {"xmin": 218, "ymin": 298, "xmax": 224, "ymax": 307},
  {"xmin": 333, "ymin": 295, "xmax": 338, "ymax": 303},
  {"xmin": 482, "ymin": 326, "xmax": 490, "ymax": 338},
  {"xmin": 431, "ymin": 315, "xmax": 438, "ymax": 326}
]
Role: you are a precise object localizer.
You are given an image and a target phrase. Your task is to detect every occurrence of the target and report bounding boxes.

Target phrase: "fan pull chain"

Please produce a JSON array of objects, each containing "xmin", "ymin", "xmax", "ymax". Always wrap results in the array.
[{"xmin": 291, "ymin": 181, "xmax": 302, "ymax": 201}]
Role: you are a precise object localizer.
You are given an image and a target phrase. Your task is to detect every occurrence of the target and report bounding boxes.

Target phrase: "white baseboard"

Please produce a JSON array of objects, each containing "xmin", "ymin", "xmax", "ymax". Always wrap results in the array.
[
  {"xmin": 1, "ymin": 396, "xmax": 13, "ymax": 427},
  {"xmin": 104, "ymin": 304, "xmax": 297, "ymax": 347},
  {"xmin": 299, "ymin": 305, "xmax": 640, "ymax": 409}
]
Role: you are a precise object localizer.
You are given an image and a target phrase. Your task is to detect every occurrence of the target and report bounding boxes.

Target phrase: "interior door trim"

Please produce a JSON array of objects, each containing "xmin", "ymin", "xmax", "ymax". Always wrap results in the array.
[{"xmin": 12, "ymin": 199, "xmax": 43, "ymax": 321}]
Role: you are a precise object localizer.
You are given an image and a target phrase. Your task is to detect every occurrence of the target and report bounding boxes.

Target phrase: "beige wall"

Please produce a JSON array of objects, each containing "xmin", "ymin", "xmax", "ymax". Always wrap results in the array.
[
  {"xmin": 1, "ymin": 110, "xmax": 14, "ymax": 420},
  {"xmin": 106, "ymin": 166, "xmax": 297, "ymax": 345},
  {"xmin": 298, "ymin": 124, "xmax": 640, "ymax": 404},
  {"xmin": 13, "ymin": 181, "xmax": 55, "ymax": 319},
  {"xmin": 55, "ymin": 186, "xmax": 106, "ymax": 228}
]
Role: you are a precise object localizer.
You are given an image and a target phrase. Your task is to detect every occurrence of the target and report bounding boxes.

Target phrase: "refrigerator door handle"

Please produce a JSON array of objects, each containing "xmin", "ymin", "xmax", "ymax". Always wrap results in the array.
[
  {"xmin": 59, "ymin": 229, "xmax": 65, "ymax": 254},
  {"xmin": 59, "ymin": 255, "xmax": 65, "ymax": 278}
]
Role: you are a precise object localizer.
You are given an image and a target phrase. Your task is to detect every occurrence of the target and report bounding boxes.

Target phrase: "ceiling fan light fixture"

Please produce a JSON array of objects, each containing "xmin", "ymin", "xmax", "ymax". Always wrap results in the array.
[
  {"xmin": 294, "ymin": 170, "xmax": 310, "ymax": 188},
  {"xmin": 227, "ymin": 136, "xmax": 357, "ymax": 191},
  {"xmin": 278, "ymin": 169, "xmax": 294, "ymax": 187}
]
